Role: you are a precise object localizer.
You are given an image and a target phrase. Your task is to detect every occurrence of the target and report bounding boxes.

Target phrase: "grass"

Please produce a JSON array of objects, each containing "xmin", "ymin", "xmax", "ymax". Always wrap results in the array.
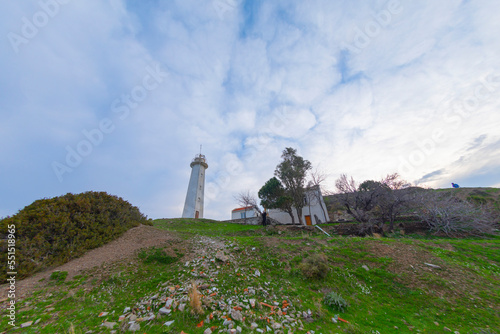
[{"xmin": 1, "ymin": 218, "xmax": 499, "ymax": 333}]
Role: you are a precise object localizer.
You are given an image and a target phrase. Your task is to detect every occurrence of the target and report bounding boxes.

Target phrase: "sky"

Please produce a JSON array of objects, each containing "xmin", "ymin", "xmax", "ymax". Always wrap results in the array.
[{"xmin": 1, "ymin": 0, "xmax": 500, "ymax": 221}]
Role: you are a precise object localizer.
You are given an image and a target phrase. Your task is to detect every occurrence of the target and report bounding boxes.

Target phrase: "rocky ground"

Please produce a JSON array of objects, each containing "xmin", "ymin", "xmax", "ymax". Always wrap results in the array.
[{"xmin": 95, "ymin": 235, "xmax": 325, "ymax": 333}]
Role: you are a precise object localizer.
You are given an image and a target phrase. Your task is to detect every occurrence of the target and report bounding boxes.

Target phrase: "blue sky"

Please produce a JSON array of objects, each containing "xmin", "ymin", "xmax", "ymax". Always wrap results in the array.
[{"xmin": 1, "ymin": 0, "xmax": 500, "ymax": 220}]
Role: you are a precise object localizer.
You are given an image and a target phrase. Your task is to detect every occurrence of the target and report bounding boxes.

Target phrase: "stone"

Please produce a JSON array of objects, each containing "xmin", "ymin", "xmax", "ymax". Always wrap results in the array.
[
  {"xmin": 425, "ymin": 263, "xmax": 441, "ymax": 269},
  {"xmin": 250, "ymin": 322, "xmax": 259, "ymax": 329},
  {"xmin": 34, "ymin": 318, "xmax": 41, "ymax": 325},
  {"xmin": 444, "ymin": 327, "xmax": 452, "ymax": 332},
  {"xmin": 159, "ymin": 307, "xmax": 171, "ymax": 315},
  {"xmin": 362, "ymin": 265, "xmax": 370, "ymax": 271},
  {"xmin": 102, "ymin": 322, "xmax": 117, "ymax": 329},
  {"xmin": 165, "ymin": 299, "xmax": 174, "ymax": 308},
  {"xmin": 129, "ymin": 314, "xmax": 137, "ymax": 321},
  {"xmin": 178, "ymin": 303, "xmax": 186, "ymax": 312},
  {"xmin": 255, "ymin": 269, "xmax": 261, "ymax": 277},
  {"xmin": 164, "ymin": 320, "xmax": 175, "ymax": 327},
  {"xmin": 231, "ymin": 309, "xmax": 243, "ymax": 322},
  {"xmin": 216, "ymin": 251, "xmax": 229, "ymax": 262},
  {"xmin": 203, "ymin": 328, "xmax": 212, "ymax": 334},
  {"xmin": 21, "ymin": 321, "xmax": 33, "ymax": 328},
  {"xmin": 128, "ymin": 323, "xmax": 141, "ymax": 332},
  {"xmin": 256, "ymin": 329, "xmax": 264, "ymax": 333},
  {"xmin": 331, "ymin": 317, "xmax": 337, "ymax": 323},
  {"xmin": 98, "ymin": 312, "xmax": 109, "ymax": 317},
  {"xmin": 272, "ymin": 323, "xmax": 282, "ymax": 330},
  {"xmin": 230, "ymin": 329, "xmax": 237, "ymax": 334},
  {"xmin": 236, "ymin": 325, "xmax": 242, "ymax": 333},
  {"xmin": 123, "ymin": 307, "xmax": 131, "ymax": 313},
  {"xmin": 249, "ymin": 299, "xmax": 256, "ymax": 308}
]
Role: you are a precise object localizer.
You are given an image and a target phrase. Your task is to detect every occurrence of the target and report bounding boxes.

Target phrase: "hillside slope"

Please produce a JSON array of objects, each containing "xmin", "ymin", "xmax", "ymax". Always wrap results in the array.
[{"xmin": 2, "ymin": 219, "xmax": 498, "ymax": 333}]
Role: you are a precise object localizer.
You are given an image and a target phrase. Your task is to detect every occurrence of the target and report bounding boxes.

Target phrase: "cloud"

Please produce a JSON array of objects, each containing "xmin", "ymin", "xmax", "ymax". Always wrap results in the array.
[{"xmin": 1, "ymin": 0, "xmax": 499, "ymax": 220}]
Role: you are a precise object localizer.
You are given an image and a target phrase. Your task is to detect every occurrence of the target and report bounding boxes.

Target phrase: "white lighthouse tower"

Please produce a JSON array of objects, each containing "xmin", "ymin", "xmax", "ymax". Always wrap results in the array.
[{"xmin": 182, "ymin": 152, "xmax": 208, "ymax": 219}]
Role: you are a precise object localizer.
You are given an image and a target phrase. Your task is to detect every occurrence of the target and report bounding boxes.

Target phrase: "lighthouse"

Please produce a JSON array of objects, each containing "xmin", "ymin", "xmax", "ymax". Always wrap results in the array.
[{"xmin": 182, "ymin": 153, "xmax": 208, "ymax": 219}]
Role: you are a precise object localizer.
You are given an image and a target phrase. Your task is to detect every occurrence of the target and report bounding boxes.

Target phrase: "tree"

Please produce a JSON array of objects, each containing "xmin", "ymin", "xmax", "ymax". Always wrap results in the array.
[
  {"xmin": 234, "ymin": 190, "xmax": 262, "ymax": 224},
  {"xmin": 274, "ymin": 148, "xmax": 312, "ymax": 225},
  {"xmin": 258, "ymin": 177, "xmax": 295, "ymax": 224},
  {"xmin": 335, "ymin": 174, "xmax": 379, "ymax": 224},
  {"xmin": 376, "ymin": 173, "xmax": 414, "ymax": 232},
  {"xmin": 335, "ymin": 173, "xmax": 413, "ymax": 232},
  {"xmin": 416, "ymin": 192, "xmax": 496, "ymax": 235},
  {"xmin": 306, "ymin": 168, "xmax": 330, "ymax": 222}
]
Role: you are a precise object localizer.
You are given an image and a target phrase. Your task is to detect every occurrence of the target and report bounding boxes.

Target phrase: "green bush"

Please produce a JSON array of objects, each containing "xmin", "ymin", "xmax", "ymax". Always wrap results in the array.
[
  {"xmin": 298, "ymin": 253, "xmax": 329, "ymax": 279},
  {"xmin": 323, "ymin": 291, "xmax": 349, "ymax": 312},
  {"xmin": 0, "ymin": 191, "xmax": 150, "ymax": 283}
]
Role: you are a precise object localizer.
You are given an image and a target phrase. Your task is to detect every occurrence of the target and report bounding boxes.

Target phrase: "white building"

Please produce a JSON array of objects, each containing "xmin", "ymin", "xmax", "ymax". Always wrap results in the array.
[
  {"xmin": 267, "ymin": 185, "xmax": 329, "ymax": 225},
  {"xmin": 182, "ymin": 153, "xmax": 208, "ymax": 219},
  {"xmin": 231, "ymin": 206, "xmax": 258, "ymax": 220}
]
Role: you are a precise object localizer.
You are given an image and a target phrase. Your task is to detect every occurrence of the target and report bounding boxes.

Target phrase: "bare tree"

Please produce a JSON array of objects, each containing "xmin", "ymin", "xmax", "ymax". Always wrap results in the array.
[
  {"xmin": 335, "ymin": 174, "xmax": 379, "ymax": 224},
  {"xmin": 306, "ymin": 168, "xmax": 330, "ymax": 222},
  {"xmin": 234, "ymin": 190, "xmax": 262, "ymax": 223},
  {"xmin": 377, "ymin": 173, "xmax": 414, "ymax": 232},
  {"xmin": 416, "ymin": 192, "xmax": 496, "ymax": 235}
]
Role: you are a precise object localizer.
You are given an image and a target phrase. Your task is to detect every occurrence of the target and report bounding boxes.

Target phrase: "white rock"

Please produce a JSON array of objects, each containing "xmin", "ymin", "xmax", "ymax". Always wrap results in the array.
[
  {"xmin": 231, "ymin": 309, "xmax": 243, "ymax": 322},
  {"xmin": 203, "ymin": 328, "xmax": 212, "ymax": 334},
  {"xmin": 362, "ymin": 265, "xmax": 370, "ymax": 271},
  {"xmin": 123, "ymin": 307, "xmax": 131, "ymax": 313},
  {"xmin": 102, "ymin": 322, "xmax": 116, "ymax": 329},
  {"xmin": 164, "ymin": 320, "xmax": 175, "ymax": 326},
  {"xmin": 249, "ymin": 299, "xmax": 256, "ymax": 308},
  {"xmin": 129, "ymin": 323, "xmax": 140, "ymax": 332},
  {"xmin": 255, "ymin": 269, "xmax": 261, "ymax": 277},
  {"xmin": 178, "ymin": 303, "xmax": 186, "ymax": 312},
  {"xmin": 21, "ymin": 321, "xmax": 33, "ymax": 328},
  {"xmin": 159, "ymin": 307, "xmax": 171, "ymax": 315},
  {"xmin": 165, "ymin": 299, "xmax": 174, "ymax": 308},
  {"xmin": 250, "ymin": 322, "xmax": 259, "ymax": 329}
]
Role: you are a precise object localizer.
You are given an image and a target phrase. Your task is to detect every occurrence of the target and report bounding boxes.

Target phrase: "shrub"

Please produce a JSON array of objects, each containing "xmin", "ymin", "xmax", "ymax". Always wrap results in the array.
[
  {"xmin": 323, "ymin": 291, "xmax": 349, "ymax": 312},
  {"xmin": 0, "ymin": 191, "xmax": 149, "ymax": 283},
  {"xmin": 298, "ymin": 253, "xmax": 329, "ymax": 279}
]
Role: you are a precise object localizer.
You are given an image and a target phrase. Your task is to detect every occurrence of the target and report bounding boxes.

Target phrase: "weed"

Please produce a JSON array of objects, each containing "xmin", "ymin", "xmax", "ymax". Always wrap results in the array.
[
  {"xmin": 50, "ymin": 271, "xmax": 68, "ymax": 283},
  {"xmin": 299, "ymin": 253, "xmax": 329, "ymax": 279},
  {"xmin": 323, "ymin": 291, "xmax": 349, "ymax": 312},
  {"xmin": 189, "ymin": 280, "xmax": 203, "ymax": 315}
]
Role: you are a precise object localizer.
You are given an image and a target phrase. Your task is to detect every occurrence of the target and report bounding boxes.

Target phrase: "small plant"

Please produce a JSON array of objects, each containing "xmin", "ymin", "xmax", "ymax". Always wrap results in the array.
[
  {"xmin": 323, "ymin": 291, "xmax": 349, "ymax": 312},
  {"xmin": 50, "ymin": 270, "xmax": 68, "ymax": 282},
  {"xmin": 138, "ymin": 247, "xmax": 179, "ymax": 264},
  {"xmin": 298, "ymin": 253, "xmax": 329, "ymax": 279},
  {"xmin": 189, "ymin": 280, "xmax": 203, "ymax": 315}
]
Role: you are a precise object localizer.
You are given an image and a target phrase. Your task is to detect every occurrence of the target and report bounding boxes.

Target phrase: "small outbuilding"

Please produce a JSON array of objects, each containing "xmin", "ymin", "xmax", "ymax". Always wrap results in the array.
[{"xmin": 231, "ymin": 206, "xmax": 258, "ymax": 220}]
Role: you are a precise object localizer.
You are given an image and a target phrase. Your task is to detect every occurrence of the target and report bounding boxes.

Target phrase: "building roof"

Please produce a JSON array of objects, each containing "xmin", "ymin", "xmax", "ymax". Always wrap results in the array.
[{"xmin": 231, "ymin": 206, "xmax": 254, "ymax": 212}]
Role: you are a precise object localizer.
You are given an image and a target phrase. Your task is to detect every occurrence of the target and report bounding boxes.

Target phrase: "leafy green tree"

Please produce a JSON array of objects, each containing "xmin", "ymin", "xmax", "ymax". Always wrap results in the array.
[
  {"xmin": 274, "ymin": 147, "xmax": 312, "ymax": 225},
  {"xmin": 258, "ymin": 177, "xmax": 295, "ymax": 224}
]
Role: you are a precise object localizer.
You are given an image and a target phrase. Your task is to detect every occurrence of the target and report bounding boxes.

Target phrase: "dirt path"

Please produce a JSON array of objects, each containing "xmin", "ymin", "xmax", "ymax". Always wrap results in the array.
[{"xmin": 1, "ymin": 224, "xmax": 179, "ymax": 301}]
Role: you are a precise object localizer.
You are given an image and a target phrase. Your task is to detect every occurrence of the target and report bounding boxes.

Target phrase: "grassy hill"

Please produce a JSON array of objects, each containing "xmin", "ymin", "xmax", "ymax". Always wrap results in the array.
[{"xmin": 2, "ymin": 218, "xmax": 498, "ymax": 333}]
